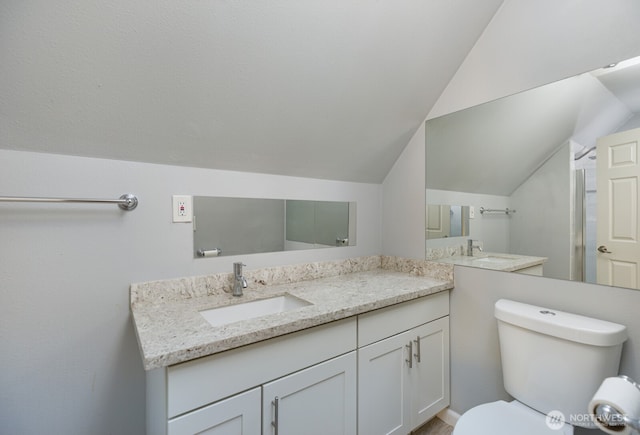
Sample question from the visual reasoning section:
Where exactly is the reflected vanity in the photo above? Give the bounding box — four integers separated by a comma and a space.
426, 202, 546, 275
426, 54, 640, 288
193, 197, 356, 258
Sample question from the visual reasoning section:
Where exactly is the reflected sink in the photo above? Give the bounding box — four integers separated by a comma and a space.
200, 294, 312, 327
472, 255, 516, 265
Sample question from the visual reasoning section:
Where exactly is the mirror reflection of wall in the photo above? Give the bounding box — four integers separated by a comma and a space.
285, 200, 350, 248
426, 54, 640, 290
194, 197, 285, 257
193, 197, 356, 258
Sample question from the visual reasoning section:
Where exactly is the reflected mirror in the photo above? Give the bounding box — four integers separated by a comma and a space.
426, 204, 470, 239
426, 55, 640, 290
193, 197, 356, 257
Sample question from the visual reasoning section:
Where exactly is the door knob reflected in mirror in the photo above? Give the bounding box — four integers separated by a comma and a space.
597, 245, 613, 254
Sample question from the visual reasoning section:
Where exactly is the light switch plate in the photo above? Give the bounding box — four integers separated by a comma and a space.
172, 195, 192, 223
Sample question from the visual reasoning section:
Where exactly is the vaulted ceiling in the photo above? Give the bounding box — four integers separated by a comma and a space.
0, 0, 504, 183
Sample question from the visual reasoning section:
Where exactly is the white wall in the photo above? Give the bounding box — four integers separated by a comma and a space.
0, 150, 381, 434
381, 122, 426, 259
509, 143, 573, 280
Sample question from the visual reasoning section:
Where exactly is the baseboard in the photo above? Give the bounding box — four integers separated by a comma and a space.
436, 407, 461, 427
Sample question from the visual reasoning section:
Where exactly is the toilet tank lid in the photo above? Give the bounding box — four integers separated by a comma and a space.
495, 299, 627, 347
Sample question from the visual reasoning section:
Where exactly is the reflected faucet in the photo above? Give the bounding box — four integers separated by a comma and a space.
233, 262, 248, 297
467, 239, 483, 256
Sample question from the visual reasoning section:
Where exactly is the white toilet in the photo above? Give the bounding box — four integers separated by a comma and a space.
453, 299, 628, 434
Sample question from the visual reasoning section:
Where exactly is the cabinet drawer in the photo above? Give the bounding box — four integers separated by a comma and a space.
168, 387, 261, 435
167, 317, 356, 418
358, 292, 448, 347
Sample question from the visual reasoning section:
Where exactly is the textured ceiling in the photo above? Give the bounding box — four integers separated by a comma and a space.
0, 0, 504, 183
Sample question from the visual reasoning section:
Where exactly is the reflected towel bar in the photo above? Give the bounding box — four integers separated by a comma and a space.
0, 193, 138, 211
479, 207, 516, 215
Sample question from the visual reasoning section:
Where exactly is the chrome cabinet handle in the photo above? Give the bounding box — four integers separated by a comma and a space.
405, 341, 413, 368
414, 336, 421, 363
272, 396, 279, 435
598, 245, 613, 254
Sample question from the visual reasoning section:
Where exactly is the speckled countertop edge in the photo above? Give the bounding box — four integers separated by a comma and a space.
131, 256, 453, 370
432, 252, 547, 272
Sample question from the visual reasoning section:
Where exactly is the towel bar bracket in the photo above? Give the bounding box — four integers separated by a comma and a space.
118, 194, 138, 211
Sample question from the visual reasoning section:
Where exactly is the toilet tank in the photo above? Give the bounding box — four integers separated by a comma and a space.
494, 299, 627, 427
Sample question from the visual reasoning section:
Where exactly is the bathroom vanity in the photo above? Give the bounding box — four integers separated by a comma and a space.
131, 257, 453, 435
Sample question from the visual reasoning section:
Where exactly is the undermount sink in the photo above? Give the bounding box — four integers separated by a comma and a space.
472, 255, 517, 264
200, 294, 312, 327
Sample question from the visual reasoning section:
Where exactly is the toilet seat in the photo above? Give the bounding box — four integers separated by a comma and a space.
452, 400, 573, 435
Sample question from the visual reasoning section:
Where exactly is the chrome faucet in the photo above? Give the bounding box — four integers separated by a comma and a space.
233, 262, 248, 297
467, 239, 483, 256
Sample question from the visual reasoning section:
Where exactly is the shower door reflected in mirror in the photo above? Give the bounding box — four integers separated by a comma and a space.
426, 54, 640, 290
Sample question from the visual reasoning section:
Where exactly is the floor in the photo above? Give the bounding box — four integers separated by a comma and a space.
412, 417, 454, 435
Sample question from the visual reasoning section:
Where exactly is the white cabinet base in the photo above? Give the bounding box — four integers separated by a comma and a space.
145, 293, 450, 435
358, 315, 450, 435
167, 318, 356, 418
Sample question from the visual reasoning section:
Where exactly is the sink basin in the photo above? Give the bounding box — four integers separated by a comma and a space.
472, 256, 515, 265
200, 294, 312, 327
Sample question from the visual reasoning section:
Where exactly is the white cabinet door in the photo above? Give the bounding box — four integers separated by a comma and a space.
358, 332, 411, 435
358, 317, 450, 435
167, 387, 261, 435
263, 352, 357, 435
410, 317, 450, 429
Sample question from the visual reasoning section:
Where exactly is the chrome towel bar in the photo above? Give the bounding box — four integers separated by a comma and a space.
479, 207, 516, 215
0, 193, 138, 211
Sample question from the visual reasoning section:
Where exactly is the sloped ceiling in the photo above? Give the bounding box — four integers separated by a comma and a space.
0, 0, 504, 183
423, 0, 640, 197
597, 61, 640, 113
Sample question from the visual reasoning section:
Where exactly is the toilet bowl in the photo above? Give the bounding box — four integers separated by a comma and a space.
453, 400, 572, 435
452, 299, 627, 435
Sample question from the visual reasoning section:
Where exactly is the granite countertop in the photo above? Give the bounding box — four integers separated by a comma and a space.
434, 252, 547, 272
131, 256, 453, 370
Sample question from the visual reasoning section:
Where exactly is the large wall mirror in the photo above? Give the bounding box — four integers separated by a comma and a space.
193, 197, 356, 258
426, 54, 640, 290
